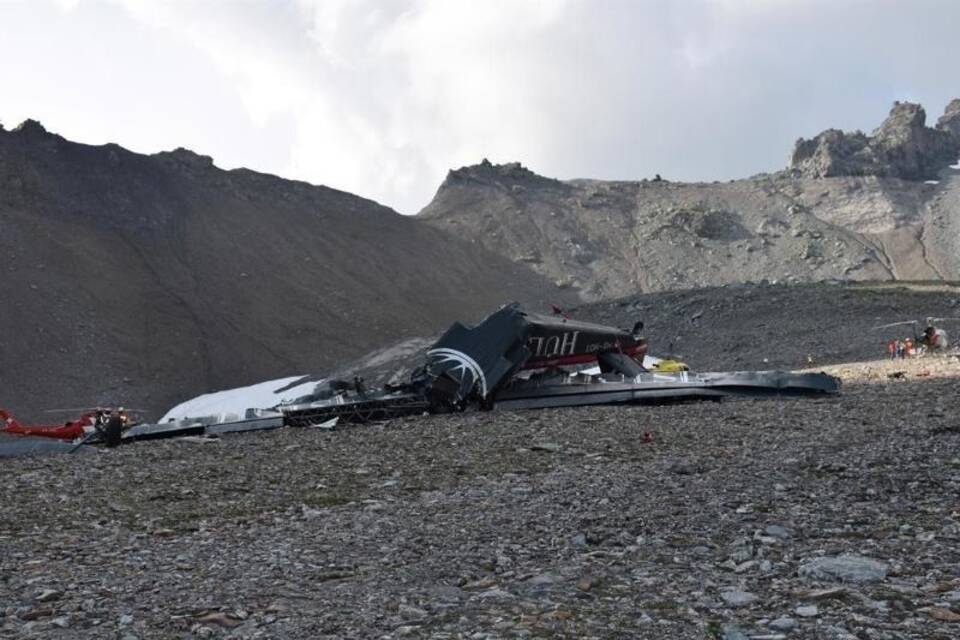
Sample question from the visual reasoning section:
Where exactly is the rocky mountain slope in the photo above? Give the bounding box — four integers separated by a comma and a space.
0, 121, 569, 419
419, 100, 960, 301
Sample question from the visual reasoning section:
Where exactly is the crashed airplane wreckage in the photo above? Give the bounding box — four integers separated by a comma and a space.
14, 303, 836, 451
280, 304, 840, 428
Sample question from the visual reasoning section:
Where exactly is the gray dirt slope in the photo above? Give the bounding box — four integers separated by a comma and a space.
0, 121, 570, 420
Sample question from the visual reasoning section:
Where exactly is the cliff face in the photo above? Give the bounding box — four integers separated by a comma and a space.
419, 101, 960, 301
0, 122, 568, 418
790, 101, 959, 180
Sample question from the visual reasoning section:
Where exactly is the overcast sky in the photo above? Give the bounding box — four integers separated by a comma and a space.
2, 0, 958, 214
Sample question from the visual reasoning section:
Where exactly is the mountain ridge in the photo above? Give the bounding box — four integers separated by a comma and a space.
419, 100, 960, 300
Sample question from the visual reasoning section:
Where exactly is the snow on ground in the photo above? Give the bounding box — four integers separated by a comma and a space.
924, 180, 940, 184
951, 158, 960, 169
160, 376, 321, 423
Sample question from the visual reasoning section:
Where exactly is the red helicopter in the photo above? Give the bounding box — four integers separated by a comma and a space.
0, 408, 136, 440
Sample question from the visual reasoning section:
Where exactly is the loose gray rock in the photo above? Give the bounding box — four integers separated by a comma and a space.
34, 589, 61, 603
398, 604, 427, 620
50, 616, 70, 629
806, 587, 846, 601
721, 624, 750, 640
720, 589, 759, 607
471, 588, 515, 602
769, 616, 797, 631
819, 625, 857, 640
765, 524, 792, 539
734, 560, 757, 573
798, 555, 888, 584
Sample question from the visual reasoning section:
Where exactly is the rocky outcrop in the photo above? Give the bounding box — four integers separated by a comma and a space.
11, 118, 48, 135
437, 158, 568, 195
791, 101, 960, 180
936, 98, 960, 138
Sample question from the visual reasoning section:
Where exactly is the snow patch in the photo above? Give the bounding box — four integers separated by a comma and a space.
951, 159, 960, 169
924, 180, 939, 185
161, 375, 322, 423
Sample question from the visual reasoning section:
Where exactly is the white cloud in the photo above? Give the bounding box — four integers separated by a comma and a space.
2, 0, 959, 213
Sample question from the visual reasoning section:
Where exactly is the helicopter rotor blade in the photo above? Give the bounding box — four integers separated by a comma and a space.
872, 320, 918, 330
44, 406, 147, 414
43, 408, 100, 414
